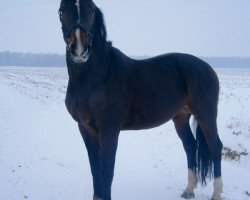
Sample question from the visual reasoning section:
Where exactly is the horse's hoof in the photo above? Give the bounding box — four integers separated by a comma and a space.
181, 191, 195, 199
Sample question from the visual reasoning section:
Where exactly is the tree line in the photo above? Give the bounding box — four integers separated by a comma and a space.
0, 51, 250, 68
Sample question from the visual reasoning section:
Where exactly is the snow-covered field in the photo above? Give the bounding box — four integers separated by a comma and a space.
0, 67, 249, 200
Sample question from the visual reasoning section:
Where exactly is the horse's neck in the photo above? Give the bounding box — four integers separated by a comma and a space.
66, 42, 110, 90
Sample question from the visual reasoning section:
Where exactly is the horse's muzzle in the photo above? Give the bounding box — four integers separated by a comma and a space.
67, 28, 91, 63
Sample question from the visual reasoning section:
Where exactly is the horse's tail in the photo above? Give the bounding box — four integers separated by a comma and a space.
195, 122, 213, 185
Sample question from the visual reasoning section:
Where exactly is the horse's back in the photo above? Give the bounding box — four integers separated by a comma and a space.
143, 52, 220, 102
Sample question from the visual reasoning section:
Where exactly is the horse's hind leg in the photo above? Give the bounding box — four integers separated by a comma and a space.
196, 118, 223, 200
173, 110, 197, 199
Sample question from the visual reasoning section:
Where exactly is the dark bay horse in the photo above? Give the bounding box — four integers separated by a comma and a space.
58, 0, 223, 199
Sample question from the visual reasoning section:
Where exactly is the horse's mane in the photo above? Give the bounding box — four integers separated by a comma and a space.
94, 7, 107, 42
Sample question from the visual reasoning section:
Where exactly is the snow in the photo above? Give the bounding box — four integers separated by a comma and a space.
0, 66, 250, 200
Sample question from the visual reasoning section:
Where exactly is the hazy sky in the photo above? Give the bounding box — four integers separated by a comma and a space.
1, 0, 250, 57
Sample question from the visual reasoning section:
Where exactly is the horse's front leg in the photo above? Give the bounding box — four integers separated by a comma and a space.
99, 125, 120, 200
78, 124, 102, 200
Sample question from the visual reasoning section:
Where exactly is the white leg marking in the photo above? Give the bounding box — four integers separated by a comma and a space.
93, 196, 102, 200
212, 177, 223, 200
186, 169, 198, 193
75, 28, 84, 56
76, 0, 80, 18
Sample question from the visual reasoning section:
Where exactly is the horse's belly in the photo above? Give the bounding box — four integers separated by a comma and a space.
122, 100, 184, 130
123, 115, 172, 130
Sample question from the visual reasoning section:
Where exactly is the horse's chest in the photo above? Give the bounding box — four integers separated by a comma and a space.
65, 94, 90, 123
65, 90, 107, 127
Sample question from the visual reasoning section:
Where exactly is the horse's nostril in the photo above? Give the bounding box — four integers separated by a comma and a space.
67, 32, 77, 46
69, 43, 76, 54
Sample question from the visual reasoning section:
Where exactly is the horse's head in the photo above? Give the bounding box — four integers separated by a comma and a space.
59, 0, 96, 63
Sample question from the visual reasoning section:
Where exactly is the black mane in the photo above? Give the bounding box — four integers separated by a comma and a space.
94, 7, 107, 44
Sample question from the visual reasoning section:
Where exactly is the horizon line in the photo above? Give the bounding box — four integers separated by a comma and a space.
1, 51, 250, 59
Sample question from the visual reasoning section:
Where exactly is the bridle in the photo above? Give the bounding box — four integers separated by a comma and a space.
58, 7, 96, 47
